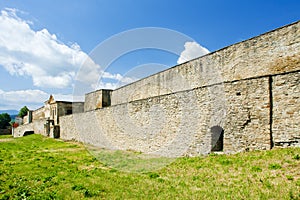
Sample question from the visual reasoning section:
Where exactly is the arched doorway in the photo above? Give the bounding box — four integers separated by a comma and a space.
211, 125, 224, 152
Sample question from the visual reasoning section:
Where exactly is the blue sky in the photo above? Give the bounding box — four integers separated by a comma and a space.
0, 0, 299, 110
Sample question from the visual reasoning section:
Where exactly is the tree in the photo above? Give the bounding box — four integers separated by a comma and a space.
18, 106, 29, 118
0, 113, 11, 129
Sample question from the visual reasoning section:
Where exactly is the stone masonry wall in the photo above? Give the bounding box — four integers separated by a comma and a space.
272, 71, 300, 145
23, 115, 29, 124
14, 119, 45, 137
84, 90, 112, 112
222, 77, 271, 152
55, 21, 300, 156
59, 114, 81, 141
84, 90, 103, 112
60, 75, 271, 156
32, 107, 46, 120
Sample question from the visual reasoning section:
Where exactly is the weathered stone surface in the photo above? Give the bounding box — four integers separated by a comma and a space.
84, 89, 112, 112
13, 119, 44, 137
272, 71, 300, 146
14, 96, 84, 138
60, 76, 272, 156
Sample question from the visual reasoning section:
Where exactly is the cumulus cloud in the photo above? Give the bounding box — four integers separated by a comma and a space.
0, 89, 48, 110
0, 89, 84, 110
177, 41, 210, 64
0, 89, 48, 104
0, 8, 128, 89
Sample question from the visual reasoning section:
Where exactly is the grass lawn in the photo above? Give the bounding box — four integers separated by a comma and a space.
0, 134, 299, 199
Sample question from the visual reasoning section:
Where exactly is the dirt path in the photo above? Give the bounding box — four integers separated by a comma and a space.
0, 138, 14, 142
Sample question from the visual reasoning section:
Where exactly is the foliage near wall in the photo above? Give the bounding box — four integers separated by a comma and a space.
0, 113, 11, 129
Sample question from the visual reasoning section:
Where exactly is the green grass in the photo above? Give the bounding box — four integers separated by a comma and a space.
0, 135, 13, 139
88, 146, 176, 173
0, 134, 300, 199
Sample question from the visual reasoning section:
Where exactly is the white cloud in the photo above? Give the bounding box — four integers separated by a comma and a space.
0, 8, 139, 110
0, 89, 48, 110
0, 8, 127, 89
177, 41, 210, 64
0, 89, 48, 104
91, 74, 137, 90
102, 72, 137, 84
0, 89, 84, 110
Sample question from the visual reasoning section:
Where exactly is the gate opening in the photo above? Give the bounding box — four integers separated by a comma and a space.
211, 126, 224, 152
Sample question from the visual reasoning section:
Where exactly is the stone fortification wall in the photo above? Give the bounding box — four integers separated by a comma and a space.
32, 107, 46, 120
60, 21, 300, 156
14, 119, 45, 137
56, 102, 84, 116
111, 21, 299, 105
272, 71, 300, 145
59, 114, 81, 141
84, 90, 112, 112
48, 21, 300, 156
60, 74, 272, 156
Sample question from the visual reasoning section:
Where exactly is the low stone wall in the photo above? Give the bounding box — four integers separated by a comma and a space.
13, 119, 45, 137
14, 123, 33, 137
